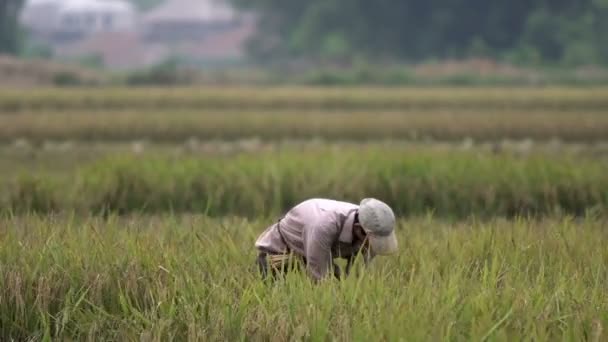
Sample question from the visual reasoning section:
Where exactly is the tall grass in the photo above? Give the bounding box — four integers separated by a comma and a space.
0, 214, 606, 340
1, 87, 607, 112
2, 148, 606, 217
2, 109, 607, 143
2, 87, 607, 142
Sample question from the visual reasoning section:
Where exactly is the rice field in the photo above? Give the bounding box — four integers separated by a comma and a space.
1, 215, 606, 340
1, 86, 607, 340
2, 87, 607, 112
2, 108, 608, 143
2, 146, 607, 217
1, 87, 607, 142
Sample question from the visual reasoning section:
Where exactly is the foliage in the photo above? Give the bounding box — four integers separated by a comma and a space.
128, 0, 163, 10
0, 0, 25, 55
125, 60, 196, 86
2, 108, 608, 143
0, 87, 607, 143
1, 87, 607, 112
1, 148, 607, 218
0, 215, 606, 340
232, 0, 608, 65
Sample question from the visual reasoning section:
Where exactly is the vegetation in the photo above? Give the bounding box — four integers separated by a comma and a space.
1, 87, 607, 142
2, 147, 607, 217
0, 55, 106, 87
2, 108, 607, 143
3, 55, 608, 86
128, 0, 164, 11
232, 0, 608, 65
0, 0, 24, 55
2, 87, 607, 112
1, 215, 606, 340
1, 87, 606, 217
1, 85, 607, 340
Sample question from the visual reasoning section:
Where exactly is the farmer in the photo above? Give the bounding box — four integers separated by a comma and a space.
255, 198, 398, 281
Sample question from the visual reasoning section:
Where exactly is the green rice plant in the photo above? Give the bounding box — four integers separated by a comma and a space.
1, 147, 606, 217
0, 87, 607, 113
1, 175, 59, 213
1, 87, 607, 143
1, 108, 607, 142
0, 215, 606, 340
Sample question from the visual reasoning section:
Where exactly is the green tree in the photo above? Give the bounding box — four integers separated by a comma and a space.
592, 0, 608, 63
129, 0, 163, 11
231, 0, 607, 65
0, 0, 25, 55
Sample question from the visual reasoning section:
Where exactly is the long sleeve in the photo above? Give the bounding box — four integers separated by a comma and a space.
302, 218, 339, 281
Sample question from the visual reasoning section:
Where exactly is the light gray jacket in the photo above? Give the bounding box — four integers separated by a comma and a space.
255, 198, 372, 280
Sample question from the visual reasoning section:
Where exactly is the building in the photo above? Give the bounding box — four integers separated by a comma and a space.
54, 0, 136, 41
19, 0, 63, 37
20, 0, 136, 43
142, 0, 238, 42
19, 0, 256, 69
140, 0, 255, 64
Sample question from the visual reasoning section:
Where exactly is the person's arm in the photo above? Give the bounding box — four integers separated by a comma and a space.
345, 246, 375, 276
303, 218, 339, 281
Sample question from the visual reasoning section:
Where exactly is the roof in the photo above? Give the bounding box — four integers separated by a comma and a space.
20, 0, 62, 28
24, 0, 62, 6
143, 0, 235, 23
58, 0, 134, 14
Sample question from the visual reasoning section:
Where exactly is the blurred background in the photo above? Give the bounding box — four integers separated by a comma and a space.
2, 3, 608, 339
0, 0, 607, 217
2, 0, 608, 85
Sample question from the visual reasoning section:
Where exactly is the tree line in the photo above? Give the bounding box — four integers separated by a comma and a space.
0, 0, 24, 55
232, 0, 608, 65
3, 0, 607, 66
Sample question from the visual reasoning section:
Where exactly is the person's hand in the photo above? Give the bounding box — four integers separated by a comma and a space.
332, 262, 342, 280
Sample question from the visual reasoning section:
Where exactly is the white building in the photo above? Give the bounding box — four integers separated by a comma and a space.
19, 0, 64, 35
142, 0, 238, 42
20, 0, 136, 42
57, 0, 136, 33
18, 0, 256, 69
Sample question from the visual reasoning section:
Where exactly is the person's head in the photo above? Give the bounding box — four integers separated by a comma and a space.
356, 198, 398, 255
353, 213, 367, 242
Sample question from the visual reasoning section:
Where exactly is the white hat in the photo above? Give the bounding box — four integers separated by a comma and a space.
358, 198, 398, 255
